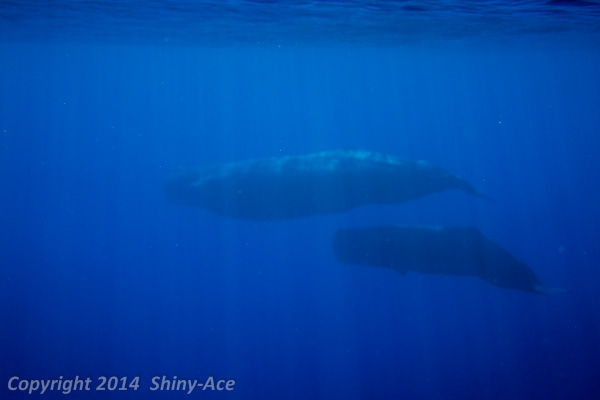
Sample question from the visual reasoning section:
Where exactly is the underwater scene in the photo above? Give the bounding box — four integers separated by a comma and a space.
1, 1, 600, 399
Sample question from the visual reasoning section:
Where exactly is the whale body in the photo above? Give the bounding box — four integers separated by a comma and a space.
165, 149, 489, 220
332, 225, 570, 295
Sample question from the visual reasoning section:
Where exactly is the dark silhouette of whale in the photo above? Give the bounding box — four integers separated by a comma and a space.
332, 226, 570, 295
165, 149, 490, 220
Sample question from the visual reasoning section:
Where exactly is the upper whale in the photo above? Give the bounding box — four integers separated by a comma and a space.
165, 149, 490, 220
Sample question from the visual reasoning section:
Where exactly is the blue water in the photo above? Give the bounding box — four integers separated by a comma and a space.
1, 1, 600, 399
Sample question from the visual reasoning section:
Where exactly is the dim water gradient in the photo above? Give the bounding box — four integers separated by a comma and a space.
1, 1, 600, 399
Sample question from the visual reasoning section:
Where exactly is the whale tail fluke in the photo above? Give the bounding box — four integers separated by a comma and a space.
455, 178, 495, 202
533, 285, 572, 295
474, 191, 495, 203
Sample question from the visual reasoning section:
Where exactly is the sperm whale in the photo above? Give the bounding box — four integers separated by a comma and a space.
165, 149, 490, 220
332, 225, 570, 295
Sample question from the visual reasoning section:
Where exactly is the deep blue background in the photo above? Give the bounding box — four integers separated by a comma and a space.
1, 21, 600, 400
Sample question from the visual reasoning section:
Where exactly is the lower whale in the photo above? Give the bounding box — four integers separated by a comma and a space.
165, 149, 490, 220
332, 226, 570, 295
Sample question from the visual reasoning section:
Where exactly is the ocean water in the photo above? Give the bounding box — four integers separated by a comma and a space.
1, 1, 599, 399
